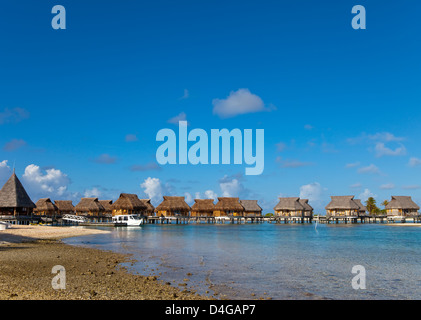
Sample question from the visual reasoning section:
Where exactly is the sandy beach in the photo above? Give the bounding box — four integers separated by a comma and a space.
0, 225, 210, 300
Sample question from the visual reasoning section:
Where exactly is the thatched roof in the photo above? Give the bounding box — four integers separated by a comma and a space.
274, 197, 304, 211
240, 200, 262, 212
214, 197, 244, 211
75, 198, 105, 212
353, 199, 367, 212
325, 196, 360, 210
111, 194, 146, 211
140, 199, 155, 212
99, 200, 113, 211
385, 196, 420, 210
0, 172, 35, 208
156, 196, 191, 211
54, 200, 75, 212
34, 198, 57, 212
299, 199, 313, 212
191, 199, 215, 211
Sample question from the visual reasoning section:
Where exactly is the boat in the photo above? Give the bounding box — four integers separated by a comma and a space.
112, 214, 144, 226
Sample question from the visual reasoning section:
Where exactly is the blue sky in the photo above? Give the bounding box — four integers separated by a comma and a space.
0, 0, 420, 212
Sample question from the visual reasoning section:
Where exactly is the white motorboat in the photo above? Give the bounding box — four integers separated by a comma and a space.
112, 214, 144, 226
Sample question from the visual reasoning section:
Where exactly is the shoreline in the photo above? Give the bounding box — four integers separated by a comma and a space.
0, 225, 211, 300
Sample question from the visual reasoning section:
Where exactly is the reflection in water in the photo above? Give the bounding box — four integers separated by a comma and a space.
65, 224, 421, 299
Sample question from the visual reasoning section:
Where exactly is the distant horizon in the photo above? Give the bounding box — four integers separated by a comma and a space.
1, 1, 421, 214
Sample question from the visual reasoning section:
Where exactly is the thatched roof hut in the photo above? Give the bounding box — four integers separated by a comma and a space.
155, 196, 191, 217
111, 193, 147, 216
239, 200, 262, 217
34, 198, 58, 216
140, 199, 155, 215
299, 199, 314, 217
99, 200, 113, 216
353, 199, 367, 216
191, 199, 215, 217
385, 196, 420, 217
54, 200, 75, 215
325, 196, 360, 217
214, 197, 244, 217
0, 172, 35, 216
75, 198, 105, 216
274, 197, 304, 217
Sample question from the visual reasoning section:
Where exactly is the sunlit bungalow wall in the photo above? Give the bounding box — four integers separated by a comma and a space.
140, 199, 155, 216
191, 199, 215, 217
385, 196, 420, 217
274, 197, 304, 218
54, 200, 75, 216
299, 199, 314, 218
325, 196, 361, 217
155, 196, 191, 217
213, 197, 244, 217
110, 193, 147, 216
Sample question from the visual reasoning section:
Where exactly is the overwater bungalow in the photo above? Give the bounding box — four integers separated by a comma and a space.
274, 197, 304, 218
75, 197, 105, 217
299, 199, 314, 219
353, 199, 367, 216
34, 198, 58, 217
155, 196, 191, 217
191, 199, 215, 217
110, 193, 147, 216
385, 196, 420, 217
239, 200, 262, 217
0, 171, 35, 218
140, 199, 155, 216
325, 196, 360, 218
214, 197, 244, 217
54, 200, 75, 215
99, 200, 113, 217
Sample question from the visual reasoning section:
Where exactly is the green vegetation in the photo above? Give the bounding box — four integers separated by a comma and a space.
365, 197, 387, 215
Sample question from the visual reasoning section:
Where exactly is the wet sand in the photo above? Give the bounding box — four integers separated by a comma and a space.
0, 225, 211, 300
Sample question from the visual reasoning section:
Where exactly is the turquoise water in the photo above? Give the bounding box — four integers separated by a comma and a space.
64, 223, 421, 300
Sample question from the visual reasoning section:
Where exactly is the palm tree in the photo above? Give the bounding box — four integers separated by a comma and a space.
365, 197, 379, 215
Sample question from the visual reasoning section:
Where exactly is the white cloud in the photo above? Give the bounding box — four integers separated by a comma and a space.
140, 177, 166, 205
0, 160, 11, 183
357, 164, 381, 175
375, 142, 406, 157
380, 183, 395, 190
219, 175, 244, 197
348, 132, 405, 145
359, 189, 377, 202
22, 164, 70, 198
409, 157, 421, 168
184, 192, 193, 204
350, 183, 362, 188
0, 107, 30, 124
94, 154, 117, 164
402, 185, 421, 190
299, 182, 324, 211
179, 89, 189, 100
168, 112, 188, 125
204, 190, 217, 200
212, 88, 272, 118
84, 187, 101, 198
345, 162, 360, 168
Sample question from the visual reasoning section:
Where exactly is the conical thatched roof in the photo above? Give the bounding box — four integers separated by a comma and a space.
140, 199, 155, 212
111, 194, 146, 211
156, 196, 191, 211
34, 198, 57, 212
75, 198, 105, 212
239, 200, 262, 212
214, 197, 244, 211
99, 200, 113, 211
325, 196, 360, 210
299, 199, 313, 212
54, 200, 75, 212
0, 172, 35, 208
385, 196, 420, 210
274, 197, 304, 211
191, 199, 215, 211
